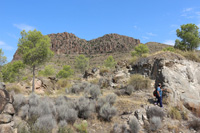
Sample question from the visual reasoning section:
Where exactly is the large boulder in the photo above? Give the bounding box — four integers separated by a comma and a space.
131, 52, 200, 111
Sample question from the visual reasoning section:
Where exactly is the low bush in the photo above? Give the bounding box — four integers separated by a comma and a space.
105, 93, 117, 105
56, 65, 74, 78
56, 103, 77, 124
18, 104, 29, 119
163, 47, 175, 52
37, 97, 56, 117
75, 121, 88, 133
129, 74, 151, 90
146, 106, 165, 120
150, 116, 162, 131
57, 78, 69, 88
125, 85, 134, 95
189, 117, 200, 131
70, 84, 81, 94
13, 94, 27, 113
129, 117, 140, 133
34, 115, 57, 132
112, 123, 128, 133
99, 103, 117, 121
76, 97, 95, 119
177, 50, 200, 62
88, 84, 101, 99
168, 106, 182, 120
38, 65, 55, 77
6, 85, 21, 94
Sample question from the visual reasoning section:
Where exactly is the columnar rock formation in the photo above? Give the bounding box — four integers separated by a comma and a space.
0, 82, 15, 133
13, 32, 140, 60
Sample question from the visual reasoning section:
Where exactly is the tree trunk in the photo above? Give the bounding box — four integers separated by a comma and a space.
32, 65, 35, 92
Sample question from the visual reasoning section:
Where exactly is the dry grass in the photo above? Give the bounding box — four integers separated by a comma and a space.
6, 85, 22, 94
168, 106, 182, 120
175, 50, 200, 62
128, 74, 151, 90
167, 124, 179, 133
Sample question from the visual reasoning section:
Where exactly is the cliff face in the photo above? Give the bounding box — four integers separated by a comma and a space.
131, 52, 200, 111
13, 32, 140, 60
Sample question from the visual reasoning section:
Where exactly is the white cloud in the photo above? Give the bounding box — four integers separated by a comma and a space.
163, 40, 175, 46
183, 8, 193, 12
142, 36, 149, 40
13, 24, 35, 31
0, 41, 5, 45
0, 41, 14, 50
146, 32, 157, 36
197, 24, 200, 28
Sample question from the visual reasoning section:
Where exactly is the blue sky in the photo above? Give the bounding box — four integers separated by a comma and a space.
1, 0, 200, 62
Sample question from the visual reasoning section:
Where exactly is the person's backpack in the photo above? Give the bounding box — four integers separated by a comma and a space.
153, 89, 158, 97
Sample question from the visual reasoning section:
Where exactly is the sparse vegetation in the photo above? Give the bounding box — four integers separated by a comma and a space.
146, 106, 165, 120
99, 103, 117, 121
168, 106, 182, 120
129, 117, 140, 133
75, 121, 88, 133
56, 65, 74, 78
104, 56, 116, 68
75, 54, 89, 73
163, 47, 175, 52
131, 44, 149, 57
129, 74, 151, 90
38, 65, 55, 77
150, 116, 162, 131
2, 60, 25, 82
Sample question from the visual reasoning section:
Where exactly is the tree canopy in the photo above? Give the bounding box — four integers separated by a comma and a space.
131, 44, 149, 57
75, 55, 89, 73
2, 60, 24, 82
0, 49, 7, 67
18, 29, 53, 92
104, 56, 116, 68
174, 23, 200, 51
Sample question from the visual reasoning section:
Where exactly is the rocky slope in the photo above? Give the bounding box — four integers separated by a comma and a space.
13, 32, 140, 60
131, 51, 200, 112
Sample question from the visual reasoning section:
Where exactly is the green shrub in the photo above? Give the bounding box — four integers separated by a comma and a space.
131, 44, 149, 57
129, 74, 151, 90
57, 65, 74, 78
2, 60, 25, 82
57, 79, 70, 88
163, 47, 175, 52
75, 121, 88, 133
104, 56, 116, 68
38, 65, 55, 76
75, 55, 89, 72
169, 106, 182, 120
128, 56, 138, 65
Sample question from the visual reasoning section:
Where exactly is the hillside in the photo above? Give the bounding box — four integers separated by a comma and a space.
13, 32, 141, 60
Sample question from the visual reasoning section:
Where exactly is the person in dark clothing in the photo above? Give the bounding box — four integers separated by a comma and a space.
155, 83, 163, 107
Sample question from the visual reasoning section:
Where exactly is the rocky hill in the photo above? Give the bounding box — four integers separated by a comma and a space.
13, 32, 140, 60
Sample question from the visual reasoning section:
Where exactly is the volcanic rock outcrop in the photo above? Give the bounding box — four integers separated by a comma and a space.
131, 52, 200, 112
13, 32, 140, 60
